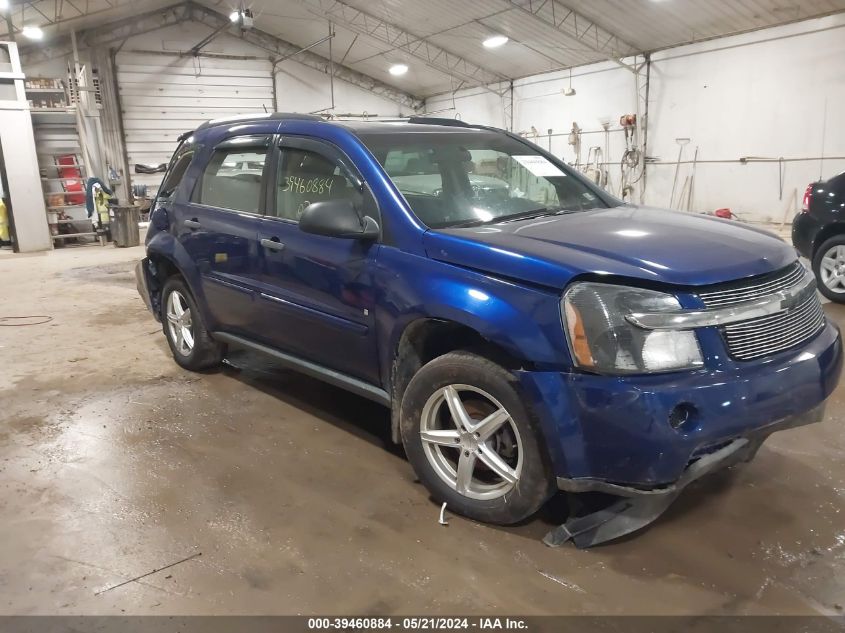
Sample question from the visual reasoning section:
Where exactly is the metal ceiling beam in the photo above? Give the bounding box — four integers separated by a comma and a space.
2, 0, 147, 37
186, 2, 423, 110
189, 19, 232, 55
18, 1, 423, 110
506, 0, 641, 71
19, 3, 194, 66
4, 14, 15, 41
296, 0, 509, 93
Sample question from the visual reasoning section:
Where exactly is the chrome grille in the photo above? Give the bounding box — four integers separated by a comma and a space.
722, 293, 825, 360
699, 262, 805, 307
698, 263, 825, 361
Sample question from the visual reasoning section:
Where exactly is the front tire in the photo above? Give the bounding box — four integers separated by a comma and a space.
161, 277, 224, 371
813, 236, 845, 303
400, 351, 554, 525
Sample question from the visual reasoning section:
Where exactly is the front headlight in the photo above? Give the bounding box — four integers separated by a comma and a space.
563, 282, 703, 374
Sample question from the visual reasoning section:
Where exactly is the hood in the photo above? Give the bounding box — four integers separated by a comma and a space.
424, 205, 796, 289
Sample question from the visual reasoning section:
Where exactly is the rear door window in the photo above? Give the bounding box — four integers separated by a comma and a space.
191, 141, 269, 214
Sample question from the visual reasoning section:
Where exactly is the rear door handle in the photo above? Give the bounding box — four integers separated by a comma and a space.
261, 238, 285, 252
183, 218, 201, 229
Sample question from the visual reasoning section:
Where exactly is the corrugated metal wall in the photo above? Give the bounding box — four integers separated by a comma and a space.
116, 52, 274, 193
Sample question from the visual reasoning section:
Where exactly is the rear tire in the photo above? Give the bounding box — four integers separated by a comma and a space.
813, 235, 845, 303
161, 277, 224, 371
400, 351, 554, 525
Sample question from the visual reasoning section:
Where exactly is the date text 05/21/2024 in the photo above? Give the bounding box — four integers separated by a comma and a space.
307, 617, 529, 630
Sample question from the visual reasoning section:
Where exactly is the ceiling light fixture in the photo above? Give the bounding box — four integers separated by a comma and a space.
389, 63, 408, 76
483, 35, 509, 48
0, 0, 10, 10
228, 8, 254, 29
22, 25, 44, 40
563, 67, 576, 96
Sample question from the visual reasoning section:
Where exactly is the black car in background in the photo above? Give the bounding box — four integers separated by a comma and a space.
793, 171, 845, 302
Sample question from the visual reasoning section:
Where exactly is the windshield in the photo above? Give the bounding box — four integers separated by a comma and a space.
358, 129, 612, 228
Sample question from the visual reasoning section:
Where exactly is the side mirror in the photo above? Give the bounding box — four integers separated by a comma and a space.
299, 199, 379, 240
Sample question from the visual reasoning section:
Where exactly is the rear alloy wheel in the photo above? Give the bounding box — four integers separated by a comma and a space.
166, 289, 195, 356
161, 277, 225, 371
401, 351, 553, 525
813, 236, 845, 303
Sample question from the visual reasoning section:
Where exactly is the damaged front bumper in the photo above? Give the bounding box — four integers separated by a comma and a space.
544, 402, 826, 548
518, 321, 841, 489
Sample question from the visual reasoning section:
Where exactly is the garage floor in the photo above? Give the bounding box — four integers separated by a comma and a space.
1, 245, 844, 616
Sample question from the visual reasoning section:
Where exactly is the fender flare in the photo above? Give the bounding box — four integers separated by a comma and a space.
145, 232, 210, 324
384, 296, 564, 445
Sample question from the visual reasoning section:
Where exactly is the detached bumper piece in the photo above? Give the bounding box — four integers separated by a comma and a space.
135, 260, 152, 311
544, 404, 825, 548
135, 258, 160, 318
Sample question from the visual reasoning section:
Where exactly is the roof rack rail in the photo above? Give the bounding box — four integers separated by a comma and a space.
407, 116, 471, 127
271, 112, 325, 121
194, 112, 324, 132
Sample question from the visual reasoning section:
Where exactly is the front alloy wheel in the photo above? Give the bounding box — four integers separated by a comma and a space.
420, 384, 522, 500
401, 351, 553, 525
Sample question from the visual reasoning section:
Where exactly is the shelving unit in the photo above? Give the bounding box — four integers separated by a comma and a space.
26, 75, 102, 246
26, 78, 90, 243
24, 77, 68, 110
40, 157, 91, 242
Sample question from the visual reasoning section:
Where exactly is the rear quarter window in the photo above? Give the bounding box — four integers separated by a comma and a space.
158, 150, 194, 199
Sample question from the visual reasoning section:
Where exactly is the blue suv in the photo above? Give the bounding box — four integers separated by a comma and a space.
137, 113, 842, 534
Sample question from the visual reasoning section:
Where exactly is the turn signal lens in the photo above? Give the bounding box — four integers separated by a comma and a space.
564, 301, 595, 367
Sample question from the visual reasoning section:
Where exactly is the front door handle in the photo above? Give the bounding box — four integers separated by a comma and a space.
260, 237, 285, 252
183, 218, 201, 230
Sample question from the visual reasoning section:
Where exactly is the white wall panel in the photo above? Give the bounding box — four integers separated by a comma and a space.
426, 14, 845, 223
646, 14, 845, 222
117, 51, 274, 192
274, 58, 407, 117
114, 20, 408, 193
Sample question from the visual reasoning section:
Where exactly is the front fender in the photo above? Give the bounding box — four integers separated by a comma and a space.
375, 248, 570, 386
420, 277, 567, 365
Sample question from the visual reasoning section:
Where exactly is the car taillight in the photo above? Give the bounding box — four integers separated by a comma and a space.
801, 183, 814, 213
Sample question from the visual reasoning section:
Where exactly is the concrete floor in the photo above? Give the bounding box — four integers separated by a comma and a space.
1, 244, 844, 616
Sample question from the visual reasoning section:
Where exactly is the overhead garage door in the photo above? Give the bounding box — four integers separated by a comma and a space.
116, 52, 274, 193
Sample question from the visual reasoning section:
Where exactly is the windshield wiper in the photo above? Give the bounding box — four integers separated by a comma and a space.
447, 208, 553, 228
494, 208, 559, 224
446, 206, 579, 229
